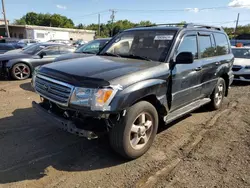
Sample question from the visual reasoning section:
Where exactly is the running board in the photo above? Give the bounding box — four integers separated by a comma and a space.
164, 98, 211, 124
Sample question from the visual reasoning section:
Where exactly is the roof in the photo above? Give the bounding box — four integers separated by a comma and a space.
0, 24, 96, 34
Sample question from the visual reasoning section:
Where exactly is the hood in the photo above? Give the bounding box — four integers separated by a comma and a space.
54, 52, 94, 62
38, 55, 160, 88
0, 52, 32, 60
234, 58, 250, 66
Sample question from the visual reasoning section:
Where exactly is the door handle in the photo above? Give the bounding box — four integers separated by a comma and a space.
193, 67, 202, 71
216, 62, 221, 65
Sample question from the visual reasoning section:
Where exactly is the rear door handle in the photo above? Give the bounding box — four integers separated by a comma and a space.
193, 67, 202, 71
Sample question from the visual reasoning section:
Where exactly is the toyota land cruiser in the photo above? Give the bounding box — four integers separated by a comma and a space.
32, 23, 234, 159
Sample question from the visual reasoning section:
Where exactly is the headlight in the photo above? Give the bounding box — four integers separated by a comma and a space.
31, 66, 40, 88
70, 85, 122, 111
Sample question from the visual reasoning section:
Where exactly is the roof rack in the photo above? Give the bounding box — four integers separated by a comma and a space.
136, 23, 224, 31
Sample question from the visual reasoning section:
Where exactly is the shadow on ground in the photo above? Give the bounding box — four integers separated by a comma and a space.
19, 82, 34, 92
0, 101, 217, 184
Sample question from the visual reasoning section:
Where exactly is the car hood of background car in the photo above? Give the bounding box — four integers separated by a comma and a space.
0, 53, 32, 61
38, 56, 161, 88
54, 53, 94, 62
234, 58, 250, 66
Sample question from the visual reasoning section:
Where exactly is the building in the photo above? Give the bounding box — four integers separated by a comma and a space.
0, 24, 96, 42
0, 19, 9, 25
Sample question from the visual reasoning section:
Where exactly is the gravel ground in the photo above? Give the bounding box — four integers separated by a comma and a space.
0, 79, 249, 188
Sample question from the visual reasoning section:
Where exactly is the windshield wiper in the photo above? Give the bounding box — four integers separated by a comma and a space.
100, 52, 121, 57
121, 54, 152, 61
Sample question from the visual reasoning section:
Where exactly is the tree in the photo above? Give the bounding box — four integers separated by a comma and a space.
14, 12, 74, 28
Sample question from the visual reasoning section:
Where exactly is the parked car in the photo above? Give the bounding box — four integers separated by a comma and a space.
15, 39, 40, 49
0, 43, 75, 80
232, 46, 250, 82
4, 43, 37, 54
32, 23, 234, 159
47, 39, 71, 46
0, 43, 17, 54
54, 38, 111, 62
73, 39, 88, 48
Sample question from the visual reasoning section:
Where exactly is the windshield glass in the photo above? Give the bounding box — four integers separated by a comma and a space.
22, 44, 46, 55
232, 48, 250, 59
100, 30, 176, 62
76, 40, 108, 54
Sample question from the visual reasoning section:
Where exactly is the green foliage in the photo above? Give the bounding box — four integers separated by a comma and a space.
224, 25, 250, 39
14, 12, 74, 28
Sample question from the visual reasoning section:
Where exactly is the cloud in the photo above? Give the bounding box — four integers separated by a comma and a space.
185, 8, 199, 13
228, 0, 250, 8
56, 4, 67, 10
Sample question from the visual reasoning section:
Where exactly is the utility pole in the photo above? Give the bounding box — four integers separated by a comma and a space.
109, 9, 116, 37
98, 13, 100, 36
234, 13, 240, 45
1, 0, 10, 38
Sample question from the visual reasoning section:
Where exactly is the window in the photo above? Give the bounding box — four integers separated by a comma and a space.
214, 33, 229, 56
199, 35, 215, 58
19, 34, 24, 39
232, 48, 250, 59
101, 30, 176, 62
36, 33, 45, 39
40, 46, 60, 56
60, 46, 74, 54
178, 35, 198, 59
76, 40, 108, 54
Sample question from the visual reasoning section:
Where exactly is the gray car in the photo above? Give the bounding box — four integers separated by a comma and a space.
0, 43, 75, 80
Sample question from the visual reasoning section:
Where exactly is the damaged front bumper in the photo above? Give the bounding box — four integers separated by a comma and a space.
32, 101, 99, 140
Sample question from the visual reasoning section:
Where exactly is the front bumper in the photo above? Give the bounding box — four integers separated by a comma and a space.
233, 68, 250, 82
32, 101, 99, 139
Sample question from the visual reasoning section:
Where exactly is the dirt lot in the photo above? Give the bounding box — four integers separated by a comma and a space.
0, 79, 250, 188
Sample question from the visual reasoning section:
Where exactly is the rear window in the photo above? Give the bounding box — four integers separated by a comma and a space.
214, 33, 230, 56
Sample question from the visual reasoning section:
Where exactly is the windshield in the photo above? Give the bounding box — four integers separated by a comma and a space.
22, 44, 46, 55
75, 40, 108, 54
232, 48, 250, 59
99, 30, 176, 62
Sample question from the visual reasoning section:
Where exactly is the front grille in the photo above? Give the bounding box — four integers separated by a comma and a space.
232, 65, 242, 72
35, 75, 74, 106
241, 75, 250, 79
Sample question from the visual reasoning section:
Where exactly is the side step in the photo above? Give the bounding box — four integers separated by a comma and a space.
164, 98, 211, 124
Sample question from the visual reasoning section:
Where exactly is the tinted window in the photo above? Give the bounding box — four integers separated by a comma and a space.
60, 46, 74, 54
41, 46, 60, 56
232, 48, 250, 59
0, 44, 14, 50
214, 33, 229, 55
23, 44, 47, 55
199, 35, 215, 58
178, 35, 198, 59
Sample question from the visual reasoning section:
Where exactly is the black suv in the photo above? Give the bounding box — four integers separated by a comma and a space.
32, 23, 234, 159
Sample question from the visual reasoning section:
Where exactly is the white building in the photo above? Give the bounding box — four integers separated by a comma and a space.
0, 24, 96, 42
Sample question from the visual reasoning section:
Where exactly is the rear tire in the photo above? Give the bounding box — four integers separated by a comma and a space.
109, 101, 159, 159
11, 63, 31, 80
209, 78, 226, 110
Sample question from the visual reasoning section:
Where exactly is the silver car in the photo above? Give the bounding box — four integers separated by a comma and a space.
232, 47, 250, 82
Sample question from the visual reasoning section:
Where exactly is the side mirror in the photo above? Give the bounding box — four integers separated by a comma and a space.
39, 52, 46, 58
176, 52, 194, 64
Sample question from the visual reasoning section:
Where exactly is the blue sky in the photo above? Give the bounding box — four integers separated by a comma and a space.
3, 0, 250, 27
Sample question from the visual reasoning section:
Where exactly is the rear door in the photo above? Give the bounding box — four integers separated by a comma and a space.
171, 33, 203, 111
197, 32, 218, 97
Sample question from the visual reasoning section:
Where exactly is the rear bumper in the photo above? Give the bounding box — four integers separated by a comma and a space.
32, 101, 98, 139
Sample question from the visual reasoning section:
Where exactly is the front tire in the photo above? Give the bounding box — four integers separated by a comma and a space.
11, 63, 31, 80
209, 78, 226, 110
109, 101, 159, 159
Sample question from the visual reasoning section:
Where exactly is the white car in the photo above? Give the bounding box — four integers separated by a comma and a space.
232, 47, 250, 82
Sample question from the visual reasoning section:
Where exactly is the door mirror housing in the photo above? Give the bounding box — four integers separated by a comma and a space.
175, 52, 194, 64
39, 51, 46, 58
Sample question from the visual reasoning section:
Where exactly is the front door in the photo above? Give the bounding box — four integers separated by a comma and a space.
171, 33, 203, 111
32, 46, 61, 68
